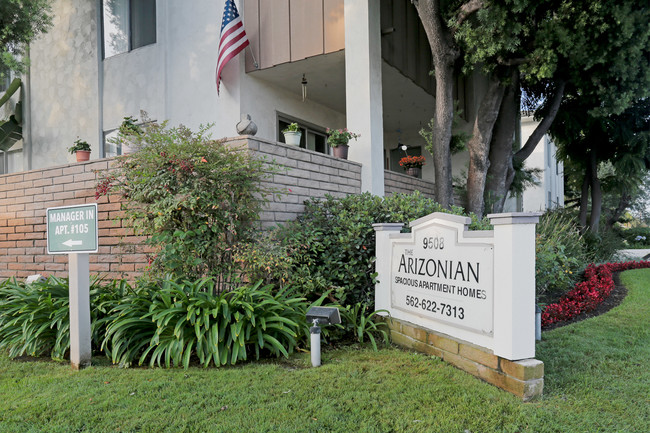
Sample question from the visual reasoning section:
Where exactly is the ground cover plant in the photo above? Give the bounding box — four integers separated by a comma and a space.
102, 279, 307, 368
0, 277, 128, 360
541, 260, 650, 327
1, 268, 648, 432
0, 277, 389, 368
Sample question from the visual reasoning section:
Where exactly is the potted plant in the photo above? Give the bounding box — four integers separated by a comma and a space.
282, 123, 302, 146
68, 139, 91, 162
326, 128, 360, 159
118, 116, 142, 154
399, 155, 426, 177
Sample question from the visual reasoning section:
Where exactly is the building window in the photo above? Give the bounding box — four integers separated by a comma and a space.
102, 0, 156, 58
278, 118, 328, 154
103, 129, 121, 157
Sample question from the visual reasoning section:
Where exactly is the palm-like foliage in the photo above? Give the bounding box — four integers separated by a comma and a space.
102, 279, 307, 368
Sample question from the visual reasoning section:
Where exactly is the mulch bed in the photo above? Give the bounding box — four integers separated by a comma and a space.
542, 272, 628, 332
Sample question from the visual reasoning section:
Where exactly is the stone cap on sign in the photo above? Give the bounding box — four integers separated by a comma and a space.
487, 212, 542, 225
372, 223, 405, 232
409, 212, 471, 229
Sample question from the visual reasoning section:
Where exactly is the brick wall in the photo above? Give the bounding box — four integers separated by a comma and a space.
238, 137, 362, 228
386, 317, 544, 401
0, 159, 150, 281
384, 170, 436, 199
0, 137, 363, 280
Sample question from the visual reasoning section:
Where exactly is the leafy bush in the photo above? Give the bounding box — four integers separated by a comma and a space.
582, 228, 625, 263
535, 210, 590, 303
236, 192, 490, 307
616, 226, 650, 248
96, 118, 277, 283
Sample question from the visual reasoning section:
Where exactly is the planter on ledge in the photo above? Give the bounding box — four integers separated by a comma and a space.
332, 144, 349, 160
283, 131, 301, 146
74, 150, 91, 162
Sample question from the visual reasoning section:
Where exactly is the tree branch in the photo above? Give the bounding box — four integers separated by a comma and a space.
497, 57, 529, 66
514, 80, 566, 164
456, 0, 485, 27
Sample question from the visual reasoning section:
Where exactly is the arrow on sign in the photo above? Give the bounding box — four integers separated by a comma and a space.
63, 239, 83, 247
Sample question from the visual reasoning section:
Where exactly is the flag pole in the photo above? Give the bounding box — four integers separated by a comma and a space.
248, 46, 259, 69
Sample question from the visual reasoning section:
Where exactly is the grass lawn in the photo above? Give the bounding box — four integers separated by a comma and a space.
1, 269, 649, 433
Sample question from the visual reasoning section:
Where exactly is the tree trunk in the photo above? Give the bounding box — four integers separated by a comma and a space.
588, 151, 602, 233
485, 71, 519, 214
505, 80, 566, 194
579, 169, 590, 230
606, 191, 631, 228
466, 75, 506, 217
414, 0, 460, 208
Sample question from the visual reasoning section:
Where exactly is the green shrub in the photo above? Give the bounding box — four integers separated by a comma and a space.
0, 277, 393, 366
96, 118, 278, 283
616, 226, 650, 248
582, 228, 625, 263
236, 192, 490, 307
535, 210, 590, 303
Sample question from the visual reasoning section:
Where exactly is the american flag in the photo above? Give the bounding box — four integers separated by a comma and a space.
216, 0, 250, 94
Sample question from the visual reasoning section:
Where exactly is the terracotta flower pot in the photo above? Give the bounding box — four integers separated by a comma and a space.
332, 144, 349, 159
75, 150, 91, 162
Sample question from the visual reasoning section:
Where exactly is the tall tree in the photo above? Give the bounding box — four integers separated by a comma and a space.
553, 98, 650, 233
0, 0, 53, 76
415, 0, 650, 216
412, 0, 483, 208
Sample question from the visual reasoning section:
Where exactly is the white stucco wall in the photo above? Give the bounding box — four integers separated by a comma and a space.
163, 1, 241, 136
27, 0, 99, 168
102, 1, 241, 140
240, 72, 346, 144
520, 116, 564, 212
102, 44, 164, 130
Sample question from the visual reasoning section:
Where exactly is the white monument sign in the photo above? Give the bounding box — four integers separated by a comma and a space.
374, 212, 539, 360
390, 219, 494, 334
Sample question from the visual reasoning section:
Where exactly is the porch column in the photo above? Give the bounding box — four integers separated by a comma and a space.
344, 0, 384, 195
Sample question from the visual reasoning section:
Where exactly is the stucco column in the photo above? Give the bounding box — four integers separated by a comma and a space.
373, 223, 404, 313
488, 212, 540, 360
344, 0, 384, 195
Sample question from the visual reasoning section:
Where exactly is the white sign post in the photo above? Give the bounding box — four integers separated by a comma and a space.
46, 203, 98, 370
68, 253, 91, 369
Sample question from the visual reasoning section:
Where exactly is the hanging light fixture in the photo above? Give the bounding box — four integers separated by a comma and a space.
301, 74, 308, 102
395, 128, 408, 153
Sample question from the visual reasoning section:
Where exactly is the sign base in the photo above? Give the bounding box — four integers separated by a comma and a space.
384, 317, 544, 401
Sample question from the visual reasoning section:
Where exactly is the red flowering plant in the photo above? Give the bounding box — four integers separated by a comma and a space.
326, 128, 360, 147
541, 260, 650, 328
399, 155, 426, 169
